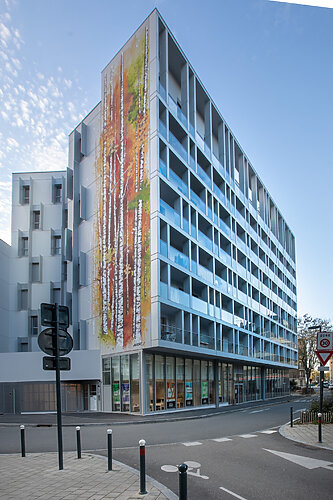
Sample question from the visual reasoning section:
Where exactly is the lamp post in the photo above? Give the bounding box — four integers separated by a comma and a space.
309, 324, 323, 442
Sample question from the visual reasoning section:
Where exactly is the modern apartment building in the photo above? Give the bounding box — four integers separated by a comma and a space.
0, 9, 297, 414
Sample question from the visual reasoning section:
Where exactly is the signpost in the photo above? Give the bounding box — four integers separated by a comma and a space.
38, 303, 72, 470
313, 329, 333, 444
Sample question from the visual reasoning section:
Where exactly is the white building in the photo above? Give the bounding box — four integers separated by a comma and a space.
0, 9, 297, 414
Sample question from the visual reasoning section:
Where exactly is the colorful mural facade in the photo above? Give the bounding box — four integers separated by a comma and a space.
94, 23, 150, 348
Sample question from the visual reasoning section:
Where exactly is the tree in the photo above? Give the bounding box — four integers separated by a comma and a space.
298, 314, 333, 388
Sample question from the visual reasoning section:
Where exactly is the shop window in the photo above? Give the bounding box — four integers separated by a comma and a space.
130, 354, 140, 412
176, 358, 184, 409
201, 360, 208, 405
111, 357, 120, 411
121, 355, 130, 412
145, 354, 154, 412
155, 355, 165, 410
166, 357, 175, 409
185, 359, 193, 406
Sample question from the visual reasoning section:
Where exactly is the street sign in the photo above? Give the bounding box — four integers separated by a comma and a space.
38, 328, 73, 357
318, 366, 329, 372
43, 356, 71, 371
317, 331, 333, 351
315, 350, 333, 366
41, 303, 69, 328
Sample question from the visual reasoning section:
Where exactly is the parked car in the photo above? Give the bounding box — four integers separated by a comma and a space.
323, 381, 329, 388
329, 383, 333, 390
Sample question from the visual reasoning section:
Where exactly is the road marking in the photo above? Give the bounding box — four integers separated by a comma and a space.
239, 434, 257, 439
263, 449, 333, 470
182, 441, 202, 446
212, 437, 233, 442
249, 408, 270, 414
259, 430, 277, 434
161, 461, 209, 479
219, 486, 248, 499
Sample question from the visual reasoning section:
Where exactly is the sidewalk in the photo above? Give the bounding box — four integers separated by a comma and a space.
0, 452, 177, 500
280, 423, 333, 451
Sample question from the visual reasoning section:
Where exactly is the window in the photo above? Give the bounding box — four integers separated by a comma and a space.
33, 210, 40, 230
30, 316, 38, 336
31, 262, 40, 282
23, 185, 30, 204
20, 289, 28, 310
54, 235, 61, 255
54, 184, 62, 203
21, 237, 28, 256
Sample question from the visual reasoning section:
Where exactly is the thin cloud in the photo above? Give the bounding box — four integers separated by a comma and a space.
269, 0, 333, 8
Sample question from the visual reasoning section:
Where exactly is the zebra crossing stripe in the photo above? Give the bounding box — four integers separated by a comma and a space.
212, 437, 233, 442
182, 441, 202, 446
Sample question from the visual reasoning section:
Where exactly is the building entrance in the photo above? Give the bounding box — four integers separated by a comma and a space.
234, 383, 243, 404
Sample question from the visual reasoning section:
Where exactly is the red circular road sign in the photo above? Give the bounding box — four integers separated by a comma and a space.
320, 338, 330, 348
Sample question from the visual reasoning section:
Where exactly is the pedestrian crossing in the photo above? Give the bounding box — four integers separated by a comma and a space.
182, 430, 277, 446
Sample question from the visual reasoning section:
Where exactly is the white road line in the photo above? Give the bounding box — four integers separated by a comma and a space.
219, 486, 248, 499
259, 430, 277, 434
182, 441, 202, 446
212, 437, 233, 442
249, 408, 270, 414
239, 434, 257, 439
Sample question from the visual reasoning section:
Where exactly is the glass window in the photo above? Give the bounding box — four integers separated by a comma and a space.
23, 185, 30, 204
176, 358, 184, 409
155, 355, 165, 411
193, 359, 201, 407
22, 237, 28, 256
130, 354, 140, 412
201, 360, 208, 405
54, 236, 61, 255
55, 184, 62, 203
166, 357, 175, 409
111, 357, 120, 411
30, 316, 38, 336
208, 361, 215, 404
185, 359, 193, 406
121, 355, 130, 411
102, 358, 111, 385
145, 354, 153, 412
33, 210, 40, 230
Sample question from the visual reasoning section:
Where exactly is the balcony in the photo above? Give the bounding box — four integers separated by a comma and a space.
197, 263, 213, 284
168, 245, 189, 269
159, 120, 167, 139
191, 296, 207, 314
160, 199, 181, 227
197, 163, 211, 187
190, 190, 206, 214
159, 158, 167, 177
200, 333, 215, 350
169, 168, 188, 196
169, 287, 190, 307
198, 230, 213, 252
161, 323, 182, 343
169, 130, 187, 162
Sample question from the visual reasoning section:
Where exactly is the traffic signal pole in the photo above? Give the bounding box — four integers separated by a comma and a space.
55, 303, 64, 470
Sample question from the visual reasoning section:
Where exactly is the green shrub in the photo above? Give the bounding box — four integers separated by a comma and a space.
309, 396, 333, 413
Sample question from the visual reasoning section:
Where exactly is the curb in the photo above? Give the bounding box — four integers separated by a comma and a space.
279, 422, 333, 451
0, 397, 296, 427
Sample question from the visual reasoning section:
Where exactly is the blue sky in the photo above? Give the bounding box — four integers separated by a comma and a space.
0, 0, 332, 319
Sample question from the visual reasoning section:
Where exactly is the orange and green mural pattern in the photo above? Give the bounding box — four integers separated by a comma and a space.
94, 23, 150, 348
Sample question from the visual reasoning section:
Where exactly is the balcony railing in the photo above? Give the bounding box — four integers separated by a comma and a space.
169, 168, 188, 196
169, 130, 187, 162
161, 323, 182, 343
168, 245, 189, 269
160, 199, 181, 226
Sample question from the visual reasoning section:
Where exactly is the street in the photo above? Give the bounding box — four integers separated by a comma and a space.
1, 398, 333, 499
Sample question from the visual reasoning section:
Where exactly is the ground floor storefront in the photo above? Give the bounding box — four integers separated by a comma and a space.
102, 351, 290, 414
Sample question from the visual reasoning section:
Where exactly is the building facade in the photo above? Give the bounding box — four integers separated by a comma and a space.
0, 9, 297, 414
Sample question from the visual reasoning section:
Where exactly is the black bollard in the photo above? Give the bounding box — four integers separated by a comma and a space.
139, 439, 147, 495
76, 426, 81, 459
20, 425, 26, 457
318, 412, 322, 443
107, 429, 112, 471
290, 406, 293, 428
178, 463, 188, 500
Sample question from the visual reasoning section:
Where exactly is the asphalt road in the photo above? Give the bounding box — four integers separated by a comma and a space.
1, 397, 332, 499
